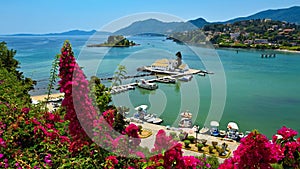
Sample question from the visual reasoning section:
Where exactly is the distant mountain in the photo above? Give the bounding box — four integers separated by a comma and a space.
7, 30, 110, 36
46, 30, 98, 36
114, 19, 198, 35
222, 6, 300, 24
114, 6, 300, 36
188, 18, 209, 28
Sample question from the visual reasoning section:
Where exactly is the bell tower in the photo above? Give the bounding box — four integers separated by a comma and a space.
175, 51, 182, 68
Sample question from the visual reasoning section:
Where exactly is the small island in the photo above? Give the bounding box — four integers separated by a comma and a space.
87, 35, 138, 47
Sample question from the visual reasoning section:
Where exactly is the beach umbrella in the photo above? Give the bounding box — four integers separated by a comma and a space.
210, 121, 220, 127
227, 122, 239, 130
135, 105, 148, 111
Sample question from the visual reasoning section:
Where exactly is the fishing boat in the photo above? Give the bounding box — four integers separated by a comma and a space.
137, 79, 158, 90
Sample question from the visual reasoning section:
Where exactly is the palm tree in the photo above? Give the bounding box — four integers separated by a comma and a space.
111, 65, 127, 87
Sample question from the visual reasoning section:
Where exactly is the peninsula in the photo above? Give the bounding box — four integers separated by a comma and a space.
87, 35, 138, 47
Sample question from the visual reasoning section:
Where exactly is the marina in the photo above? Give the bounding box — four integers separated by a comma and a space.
130, 105, 164, 125
109, 69, 206, 94
109, 51, 211, 94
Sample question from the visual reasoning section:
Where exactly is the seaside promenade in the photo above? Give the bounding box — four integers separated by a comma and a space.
132, 121, 240, 163
30, 93, 239, 163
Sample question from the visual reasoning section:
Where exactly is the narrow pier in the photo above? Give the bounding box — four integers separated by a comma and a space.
110, 68, 209, 94
100, 73, 153, 81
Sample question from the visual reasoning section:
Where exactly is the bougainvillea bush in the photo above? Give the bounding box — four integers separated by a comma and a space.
0, 41, 299, 169
219, 128, 299, 169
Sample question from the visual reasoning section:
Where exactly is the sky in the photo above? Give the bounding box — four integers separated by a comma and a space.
1, 0, 300, 34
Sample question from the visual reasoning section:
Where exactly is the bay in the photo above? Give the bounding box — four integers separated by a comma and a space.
1, 35, 299, 138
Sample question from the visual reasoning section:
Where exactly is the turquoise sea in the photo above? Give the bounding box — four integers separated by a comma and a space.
1, 35, 300, 138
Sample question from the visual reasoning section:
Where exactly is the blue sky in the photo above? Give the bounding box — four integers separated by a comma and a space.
1, 0, 300, 34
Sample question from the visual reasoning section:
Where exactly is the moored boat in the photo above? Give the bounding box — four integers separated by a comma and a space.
219, 130, 226, 137
152, 118, 163, 124
156, 76, 176, 83
178, 118, 192, 128
178, 75, 193, 82
146, 114, 163, 124
199, 127, 210, 134
137, 79, 158, 90
180, 111, 192, 119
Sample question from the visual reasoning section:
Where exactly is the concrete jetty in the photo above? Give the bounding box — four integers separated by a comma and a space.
109, 68, 206, 94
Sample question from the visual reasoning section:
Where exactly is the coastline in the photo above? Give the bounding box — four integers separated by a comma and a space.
274, 49, 300, 54
30, 93, 64, 102
214, 46, 300, 54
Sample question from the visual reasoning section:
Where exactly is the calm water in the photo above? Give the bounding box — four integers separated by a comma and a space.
1, 35, 299, 138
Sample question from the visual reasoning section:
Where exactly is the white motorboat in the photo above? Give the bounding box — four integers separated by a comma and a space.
238, 132, 244, 138
152, 118, 163, 124
178, 118, 192, 128
198, 72, 206, 76
146, 114, 163, 124
146, 116, 155, 123
156, 76, 176, 83
137, 79, 158, 90
134, 105, 148, 111
127, 85, 135, 90
144, 113, 154, 121
219, 130, 226, 137
178, 75, 193, 82
199, 127, 210, 134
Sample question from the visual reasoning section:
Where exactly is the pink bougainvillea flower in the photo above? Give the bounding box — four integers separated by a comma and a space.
277, 126, 298, 140
21, 107, 30, 114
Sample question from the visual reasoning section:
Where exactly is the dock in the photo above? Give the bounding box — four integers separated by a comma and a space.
110, 68, 208, 94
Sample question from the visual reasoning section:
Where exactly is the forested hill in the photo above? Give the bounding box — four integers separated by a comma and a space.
168, 19, 300, 51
